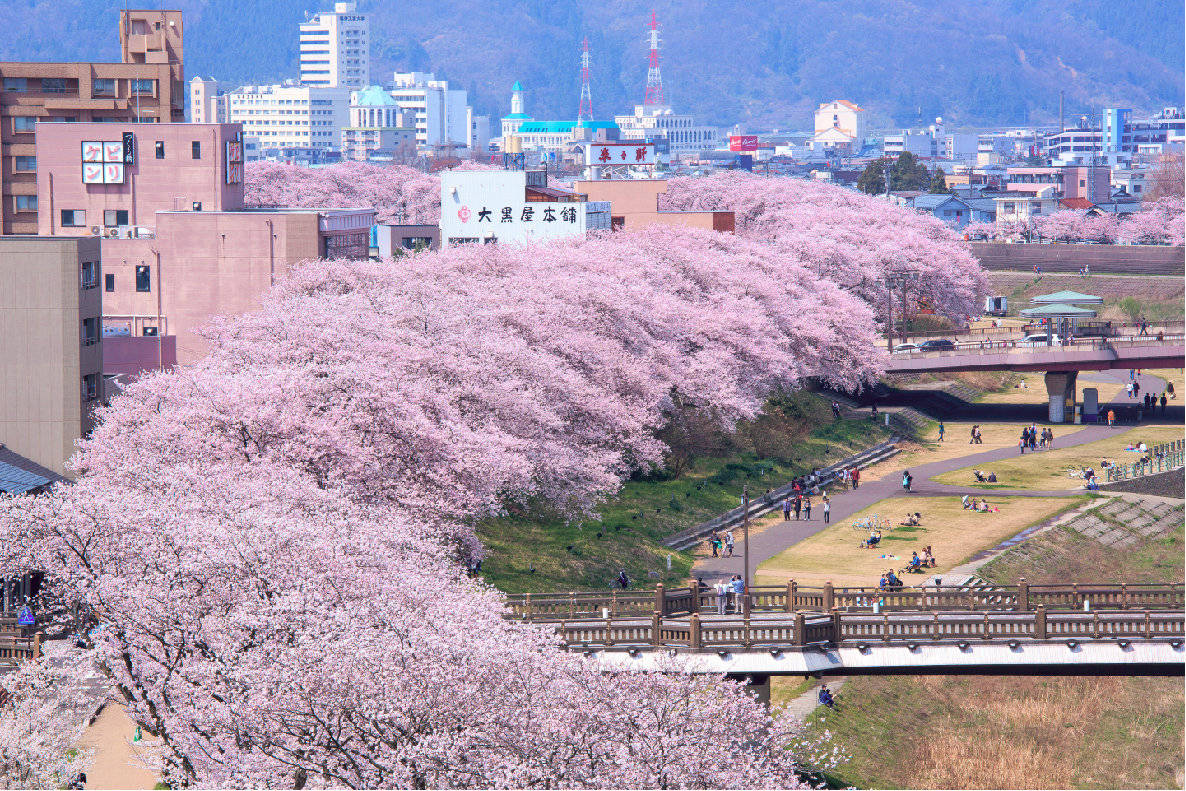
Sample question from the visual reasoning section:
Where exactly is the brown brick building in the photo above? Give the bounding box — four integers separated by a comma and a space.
0, 10, 184, 235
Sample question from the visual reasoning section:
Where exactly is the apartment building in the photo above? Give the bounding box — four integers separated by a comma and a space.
0, 9, 184, 235
300, 1, 370, 90
34, 121, 374, 371
341, 85, 416, 160
223, 83, 349, 152
389, 72, 475, 151
613, 104, 717, 159
190, 76, 226, 123
0, 236, 102, 476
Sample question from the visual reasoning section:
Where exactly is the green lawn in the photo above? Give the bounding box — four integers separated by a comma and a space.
476, 395, 890, 593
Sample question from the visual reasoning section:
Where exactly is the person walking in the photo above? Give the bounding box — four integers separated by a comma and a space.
715, 580, 728, 615
1125, 381, 1133, 399
902, 470, 912, 492
709, 532, 720, 558
852, 467, 861, 489
938, 421, 945, 442
793, 495, 802, 521
1133, 380, 1141, 399
782, 497, 792, 522
1106, 408, 1115, 427
724, 531, 735, 558
822, 495, 831, 524
616, 570, 630, 590
803, 497, 812, 520
1161, 392, 1168, 415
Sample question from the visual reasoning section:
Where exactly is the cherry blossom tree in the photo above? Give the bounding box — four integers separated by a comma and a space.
1116, 196, 1185, 246
1034, 211, 1119, 243
245, 161, 442, 224
0, 647, 106, 788
659, 171, 987, 322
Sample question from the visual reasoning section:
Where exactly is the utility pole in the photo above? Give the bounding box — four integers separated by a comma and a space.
742, 484, 751, 616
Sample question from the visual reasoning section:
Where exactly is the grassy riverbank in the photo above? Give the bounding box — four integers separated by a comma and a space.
476, 392, 890, 593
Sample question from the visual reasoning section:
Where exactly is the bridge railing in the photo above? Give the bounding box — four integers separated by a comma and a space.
508, 581, 1185, 621
889, 333, 1186, 359
551, 608, 1186, 652
1104, 440, 1186, 482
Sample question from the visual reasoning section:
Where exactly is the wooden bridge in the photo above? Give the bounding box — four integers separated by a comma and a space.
507, 582, 1186, 676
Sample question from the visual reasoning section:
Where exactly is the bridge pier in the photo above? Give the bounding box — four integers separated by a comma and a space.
1044, 371, 1078, 423
728, 672, 771, 706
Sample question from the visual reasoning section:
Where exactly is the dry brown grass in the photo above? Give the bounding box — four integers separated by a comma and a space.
809, 674, 1185, 789
756, 495, 1082, 588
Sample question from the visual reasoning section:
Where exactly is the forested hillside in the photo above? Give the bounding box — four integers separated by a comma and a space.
1, 0, 1182, 128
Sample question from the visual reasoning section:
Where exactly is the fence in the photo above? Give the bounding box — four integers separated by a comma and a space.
1105, 439, 1186, 482
506, 580, 1185, 621
552, 608, 1186, 652
0, 633, 40, 665
890, 333, 1186, 359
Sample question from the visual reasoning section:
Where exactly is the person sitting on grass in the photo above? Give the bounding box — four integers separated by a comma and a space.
880, 570, 903, 590
962, 494, 972, 509
900, 512, 921, 526
861, 530, 882, 549
921, 546, 936, 567
907, 552, 923, 572
986, 471, 997, 482
818, 684, 836, 709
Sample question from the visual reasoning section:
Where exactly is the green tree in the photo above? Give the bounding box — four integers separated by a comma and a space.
929, 167, 952, 193
857, 158, 889, 195
891, 152, 931, 191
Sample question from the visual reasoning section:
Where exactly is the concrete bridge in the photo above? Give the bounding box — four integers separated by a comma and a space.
883, 334, 1185, 421
508, 583, 1186, 677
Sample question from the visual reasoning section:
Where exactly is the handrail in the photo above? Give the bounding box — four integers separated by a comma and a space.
507, 580, 1186, 621
551, 608, 1186, 652
1105, 440, 1186, 482
889, 333, 1186, 359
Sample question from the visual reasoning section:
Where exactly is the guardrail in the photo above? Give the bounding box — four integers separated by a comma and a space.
552, 609, 1186, 652
662, 439, 900, 551
889, 333, 1186, 360
1105, 439, 1186, 482
506, 580, 1185, 621
895, 320, 1186, 345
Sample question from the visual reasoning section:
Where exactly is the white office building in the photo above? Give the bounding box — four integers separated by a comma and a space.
300, 1, 370, 90
439, 169, 610, 247
613, 104, 717, 159
224, 83, 350, 152
189, 77, 226, 123
388, 72, 473, 152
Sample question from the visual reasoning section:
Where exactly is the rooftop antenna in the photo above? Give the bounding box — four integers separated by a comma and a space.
577, 37, 593, 123
643, 11, 665, 107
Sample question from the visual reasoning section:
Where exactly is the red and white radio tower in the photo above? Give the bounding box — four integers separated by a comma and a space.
643, 10, 666, 107
577, 37, 593, 123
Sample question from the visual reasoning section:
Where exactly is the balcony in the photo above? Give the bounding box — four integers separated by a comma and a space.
126, 31, 164, 54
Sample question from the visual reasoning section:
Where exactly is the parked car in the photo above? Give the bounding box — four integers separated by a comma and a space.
1018, 333, 1062, 347
917, 339, 956, 352
891, 342, 921, 354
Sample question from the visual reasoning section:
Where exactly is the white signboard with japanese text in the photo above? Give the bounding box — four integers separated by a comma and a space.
585, 142, 655, 167
81, 140, 126, 184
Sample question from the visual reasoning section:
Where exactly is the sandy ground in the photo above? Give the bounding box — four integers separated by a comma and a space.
76, 703, 161, 790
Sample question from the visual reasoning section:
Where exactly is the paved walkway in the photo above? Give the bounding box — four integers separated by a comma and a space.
693, 376, 1167, 582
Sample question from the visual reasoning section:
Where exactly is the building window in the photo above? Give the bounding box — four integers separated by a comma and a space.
191, 141, 201, 159
103, 209, 130, 227
155, 141, 165, 159
130, 79, 155, 95
3, 77, 27, 92
142, 326, 158, 337
13, 116, 35, 132
93, 78, 116, 97
14, 156, 36, 172
135, 265, 151, 292
80, 261, 98, 289
105, 273, 115, 292
14, 195, 36, 212
82, 373, 99, 402
81, 317, 99, 346
41, 77, 67, 93
60, 209, 86, 227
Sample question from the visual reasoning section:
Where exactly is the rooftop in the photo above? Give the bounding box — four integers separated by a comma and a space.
353, 85, 399, 107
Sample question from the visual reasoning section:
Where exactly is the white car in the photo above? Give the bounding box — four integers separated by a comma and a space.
1018, 333, 1062, 347
891, 343, 921, 354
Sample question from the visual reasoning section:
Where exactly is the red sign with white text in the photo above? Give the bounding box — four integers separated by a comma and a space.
729, 135, 758, 152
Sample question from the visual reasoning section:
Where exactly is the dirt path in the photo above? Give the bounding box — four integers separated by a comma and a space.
76, 703, 161, 790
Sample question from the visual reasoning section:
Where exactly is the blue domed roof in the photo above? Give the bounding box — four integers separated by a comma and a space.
512, 80, 524, 92
353, 85, 398, 107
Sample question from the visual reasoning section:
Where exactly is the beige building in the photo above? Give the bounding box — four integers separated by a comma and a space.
572, 179, 734, 232
0, 9, 185, 235
812, 100, 867, 153
0, 236, 102, 475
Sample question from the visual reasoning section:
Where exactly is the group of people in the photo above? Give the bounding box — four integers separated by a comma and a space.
712, 575, 746, 614
839, 467, 862, 489
968, 425, 984, 444
707, 530, 736, 558
879, 569, 904, 590
782, 492, 831, 523
859, 529, 882, 549
907, 547, 936, 571
1018, 424, 1053, 454
961, 494, 998, 513
1140, 391, 1170, 416
972, 469, 997, 483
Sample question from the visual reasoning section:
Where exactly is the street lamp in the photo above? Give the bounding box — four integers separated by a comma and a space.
742, 484, 751, 616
